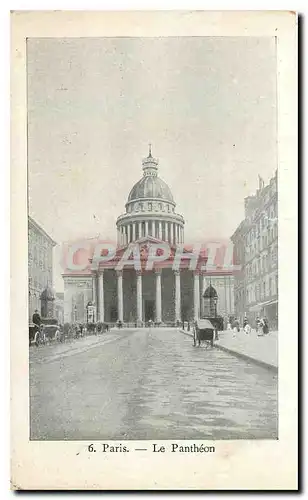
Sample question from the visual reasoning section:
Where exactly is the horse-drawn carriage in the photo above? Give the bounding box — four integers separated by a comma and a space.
29, 323, 43, 347
42, 323, 62, 343
29, 319, 62, 346
193, 319, 215, 347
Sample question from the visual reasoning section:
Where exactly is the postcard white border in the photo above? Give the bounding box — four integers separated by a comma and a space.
11, 10, 297, 490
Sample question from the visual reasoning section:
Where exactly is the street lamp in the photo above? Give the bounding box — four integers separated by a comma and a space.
74, 304, 77, 323
213, 295, 218, 341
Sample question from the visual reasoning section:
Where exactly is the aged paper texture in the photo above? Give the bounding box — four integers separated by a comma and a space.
11, 10, 297, 490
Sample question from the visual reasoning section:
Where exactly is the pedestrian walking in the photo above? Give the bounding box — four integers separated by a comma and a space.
262, 317, 269, 335
244, 321, 251, 335
258, 318, 264, 336
256, 316, 262, 336
232, 318, 239, 339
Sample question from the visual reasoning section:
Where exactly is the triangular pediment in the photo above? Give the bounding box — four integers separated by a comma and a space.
116, 237, 177, 260
118, 236, 166, 251
134, 236, 164, 245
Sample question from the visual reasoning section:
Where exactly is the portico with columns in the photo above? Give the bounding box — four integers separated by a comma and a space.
88, 263, 233, 326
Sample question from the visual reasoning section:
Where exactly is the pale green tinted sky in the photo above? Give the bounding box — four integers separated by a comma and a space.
27, 37, 277, 290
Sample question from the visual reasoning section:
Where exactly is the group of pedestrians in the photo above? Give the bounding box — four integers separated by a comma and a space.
227, 315, 270, 339
255, 316, 269, 336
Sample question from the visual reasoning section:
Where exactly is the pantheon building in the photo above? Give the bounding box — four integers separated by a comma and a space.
63, 148, 234, 325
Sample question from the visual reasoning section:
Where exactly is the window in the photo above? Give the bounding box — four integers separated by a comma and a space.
148, 202, 152, 211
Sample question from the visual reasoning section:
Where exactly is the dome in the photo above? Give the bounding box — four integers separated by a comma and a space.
40, 286, 56, 301
128, 176, 174, 203
203, 285, 218, 299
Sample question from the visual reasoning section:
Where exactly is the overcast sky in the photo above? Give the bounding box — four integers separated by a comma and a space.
27, 37, 277, 291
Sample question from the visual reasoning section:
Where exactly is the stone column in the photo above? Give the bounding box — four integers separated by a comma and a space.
128, 224, 131, 244
136, 271, 143, 325
132, 222, 136, 242
202, 274, 207, 294
145, 220, 149, 238
171, 223, 175, 244
98, 271, 105, 323
155, 269, 162, 324
117, 271, 123, 322
92, 274, 97, 304
201, 274, 207, 317
174, 270, 181, 324
194, 271, 200, 321
64, 285, 71, 324
138, 221, 142, 239
159, 221, 162, 240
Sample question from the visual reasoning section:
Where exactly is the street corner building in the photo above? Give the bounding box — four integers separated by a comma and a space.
231, 172, 278, 329
63, 148, 235, 326
28, 216, 57, 319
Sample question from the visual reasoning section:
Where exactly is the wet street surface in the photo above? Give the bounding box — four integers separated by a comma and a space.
30, 328, 278, 440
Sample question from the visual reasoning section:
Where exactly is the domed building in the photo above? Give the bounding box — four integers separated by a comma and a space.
116, 146, 184, 246
63, 147, 234, 326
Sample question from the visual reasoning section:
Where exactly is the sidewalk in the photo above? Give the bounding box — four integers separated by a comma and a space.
30, 332, 121, 364
180, 326, 278, 371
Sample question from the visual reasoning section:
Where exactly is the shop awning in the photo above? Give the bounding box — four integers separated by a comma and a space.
264, 299, 278, 307
249, 299, 278, 312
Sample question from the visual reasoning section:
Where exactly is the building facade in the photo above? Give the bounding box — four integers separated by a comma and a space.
231, 171, 278, 328
28, 216, 57, 319
55, 292, 64, 324
63, 149, 234, 325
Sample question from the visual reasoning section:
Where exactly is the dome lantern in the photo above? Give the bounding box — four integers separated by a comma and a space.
142, 143, 159, 178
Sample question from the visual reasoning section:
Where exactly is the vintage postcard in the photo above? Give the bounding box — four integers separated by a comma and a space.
11, 10, 298, 490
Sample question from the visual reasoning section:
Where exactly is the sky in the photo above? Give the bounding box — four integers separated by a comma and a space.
27, 37, 277, 291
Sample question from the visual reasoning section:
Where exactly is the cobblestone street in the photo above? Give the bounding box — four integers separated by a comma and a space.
30, 328, 278, 440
